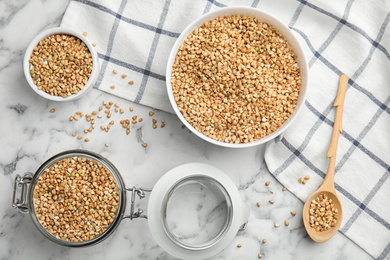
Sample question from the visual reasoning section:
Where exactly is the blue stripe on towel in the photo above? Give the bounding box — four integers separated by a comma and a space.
377, 242, 390, 260
95, 0, 128, 89
308, 0, 355, 68
134, 0, 172, 103
273, 3, 390, 235
97, 53, 166, 81
296, 0, 390, 60
73, 0, 181, 38
289, 27, 390, 115
281, 137, 390, 231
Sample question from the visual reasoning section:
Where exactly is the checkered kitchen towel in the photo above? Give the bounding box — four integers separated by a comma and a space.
61, 0, 390, 258
262, 1, 390, 260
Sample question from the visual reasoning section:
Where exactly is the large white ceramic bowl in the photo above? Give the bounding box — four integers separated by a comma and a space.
166, 7, 308, 148
23, 27, 99, 101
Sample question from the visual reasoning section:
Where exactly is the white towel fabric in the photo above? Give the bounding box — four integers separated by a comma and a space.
61, 0, 390, 258
262, 2, 390, 260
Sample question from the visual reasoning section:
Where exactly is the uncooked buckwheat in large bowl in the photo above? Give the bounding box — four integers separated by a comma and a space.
166, 7, 308, 148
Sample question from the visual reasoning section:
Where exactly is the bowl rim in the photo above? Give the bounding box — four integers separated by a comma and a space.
23, 27, 99, 102
166, 6, 309, 148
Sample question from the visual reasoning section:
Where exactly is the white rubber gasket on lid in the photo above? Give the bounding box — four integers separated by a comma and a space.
148, 163, 249, 260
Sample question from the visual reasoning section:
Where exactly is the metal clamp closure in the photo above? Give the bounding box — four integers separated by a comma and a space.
12, 173, 33, 214
123, 186, 152, 220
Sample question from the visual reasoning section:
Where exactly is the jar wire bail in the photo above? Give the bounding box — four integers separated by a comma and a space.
123, 186, 152, 220
12, 173, 33, 214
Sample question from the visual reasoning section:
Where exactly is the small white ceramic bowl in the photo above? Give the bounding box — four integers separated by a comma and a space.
23, 27, 99, 101
166, 7, 309, 148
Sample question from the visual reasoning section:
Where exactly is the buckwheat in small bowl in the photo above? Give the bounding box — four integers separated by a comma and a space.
166, 7, 308, 148
23, 27, 99, 101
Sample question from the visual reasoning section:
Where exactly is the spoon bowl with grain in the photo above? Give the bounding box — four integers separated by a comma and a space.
302, 75, 348, 243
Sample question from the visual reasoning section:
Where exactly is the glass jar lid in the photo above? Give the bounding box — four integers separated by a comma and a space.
162, 175, 233, 250
148, 163, 249, 260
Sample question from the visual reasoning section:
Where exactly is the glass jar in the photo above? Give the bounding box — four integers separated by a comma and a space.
12, 149, 249, 259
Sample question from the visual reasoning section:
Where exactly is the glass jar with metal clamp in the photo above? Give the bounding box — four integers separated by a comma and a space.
12, 149, 249, 259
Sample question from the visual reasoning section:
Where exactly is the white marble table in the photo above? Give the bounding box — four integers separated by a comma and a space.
0, 0, 374, 259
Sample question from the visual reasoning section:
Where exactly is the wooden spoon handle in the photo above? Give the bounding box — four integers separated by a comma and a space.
327, 75, 348, 159
322, 75, 348, 189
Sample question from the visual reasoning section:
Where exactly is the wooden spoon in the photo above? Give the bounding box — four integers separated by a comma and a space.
302, 75, 348, 243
